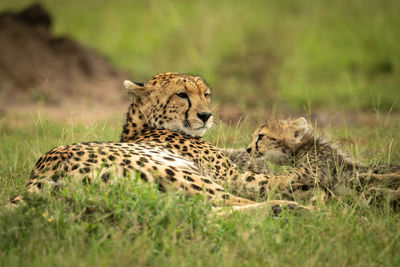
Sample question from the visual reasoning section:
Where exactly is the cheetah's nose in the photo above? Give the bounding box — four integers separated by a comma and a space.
197, 112, 212, 123
246, 147, 252, 154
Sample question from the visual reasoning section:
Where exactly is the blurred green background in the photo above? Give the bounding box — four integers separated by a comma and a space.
1, 0, 399, 112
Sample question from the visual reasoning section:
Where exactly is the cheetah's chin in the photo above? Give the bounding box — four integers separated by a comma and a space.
180, 126, 209, 137
165, 121, 211, 137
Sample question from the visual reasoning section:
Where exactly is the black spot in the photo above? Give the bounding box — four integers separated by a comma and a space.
246, 176, 255, 182
140, 172, 148, 182
123, 168, 130, 177
51, 174, 59, 182
206, 188, 215, 195
259, 186, 266, 197
167, 176, 177, 182
184, 176, 195, 182
139, 157, 148, 163
108, 155, 115, 161
77, 151, 84, 156
202, 178, 212, 184
165, 168, 175, 176
301, 185, 309, 191
87, 159, 98, 163
222, 194, 230, 200
82, 176, 91, 185
79, 167, 91, 174
52, 162, 61, 170
191, 184, 202, 191
163, 157, 175, 161
101, 173, 111, 182
157, 183, 166, 192
272, 205, 282, 216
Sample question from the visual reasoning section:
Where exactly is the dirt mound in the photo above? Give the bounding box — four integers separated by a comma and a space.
0, 3, 129, 106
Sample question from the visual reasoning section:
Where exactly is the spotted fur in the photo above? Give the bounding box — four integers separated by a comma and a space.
223, 148, 270, 174
121, 72, 213, 141
245, 117, 400, 204
13, 73, 313, 213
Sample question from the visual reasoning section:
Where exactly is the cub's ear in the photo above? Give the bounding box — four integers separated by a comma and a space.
292, 117, 311, 138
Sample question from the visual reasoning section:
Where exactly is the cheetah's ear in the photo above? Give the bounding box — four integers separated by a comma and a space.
292, 117, 311, 139
124, 80, 150, 101
124, 80, 144, 95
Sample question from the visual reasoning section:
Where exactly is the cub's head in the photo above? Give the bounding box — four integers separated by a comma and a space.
123, 72, 213, 138
246, 117, 313, 163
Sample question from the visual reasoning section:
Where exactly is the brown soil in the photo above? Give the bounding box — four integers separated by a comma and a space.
0, 3, 130, 112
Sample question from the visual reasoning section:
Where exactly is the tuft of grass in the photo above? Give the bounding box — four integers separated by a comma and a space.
1, 113, 400, 266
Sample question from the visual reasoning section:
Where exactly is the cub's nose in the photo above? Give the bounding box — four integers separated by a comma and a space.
246, 147, 252, 153
197, 112, 212, 123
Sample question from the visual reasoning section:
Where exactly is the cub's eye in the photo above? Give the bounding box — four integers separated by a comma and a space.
257, 134, 265, 141
204, 92, 211, 98
176, 92, 188, 99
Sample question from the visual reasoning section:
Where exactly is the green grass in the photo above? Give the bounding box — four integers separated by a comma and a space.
1, 114, 400, 266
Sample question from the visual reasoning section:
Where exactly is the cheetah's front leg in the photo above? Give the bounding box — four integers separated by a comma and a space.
226, 168, 318, 202
213, 200, 314, 216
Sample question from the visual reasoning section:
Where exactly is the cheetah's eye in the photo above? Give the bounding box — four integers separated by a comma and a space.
204, 92, 211, 98
257, 134, 265, 141
176, 92, 188, 99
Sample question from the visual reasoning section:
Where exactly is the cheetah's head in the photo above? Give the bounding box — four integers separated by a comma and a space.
124, 72, 213, 137
246, 117, 313, 164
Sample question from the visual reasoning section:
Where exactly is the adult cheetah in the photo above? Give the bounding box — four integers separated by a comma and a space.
14, 73, 309, 213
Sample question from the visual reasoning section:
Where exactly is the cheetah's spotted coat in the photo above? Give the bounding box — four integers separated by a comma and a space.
15, 73, 311, 213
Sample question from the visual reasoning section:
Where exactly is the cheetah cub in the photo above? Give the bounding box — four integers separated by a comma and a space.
245, 117, 400, 203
